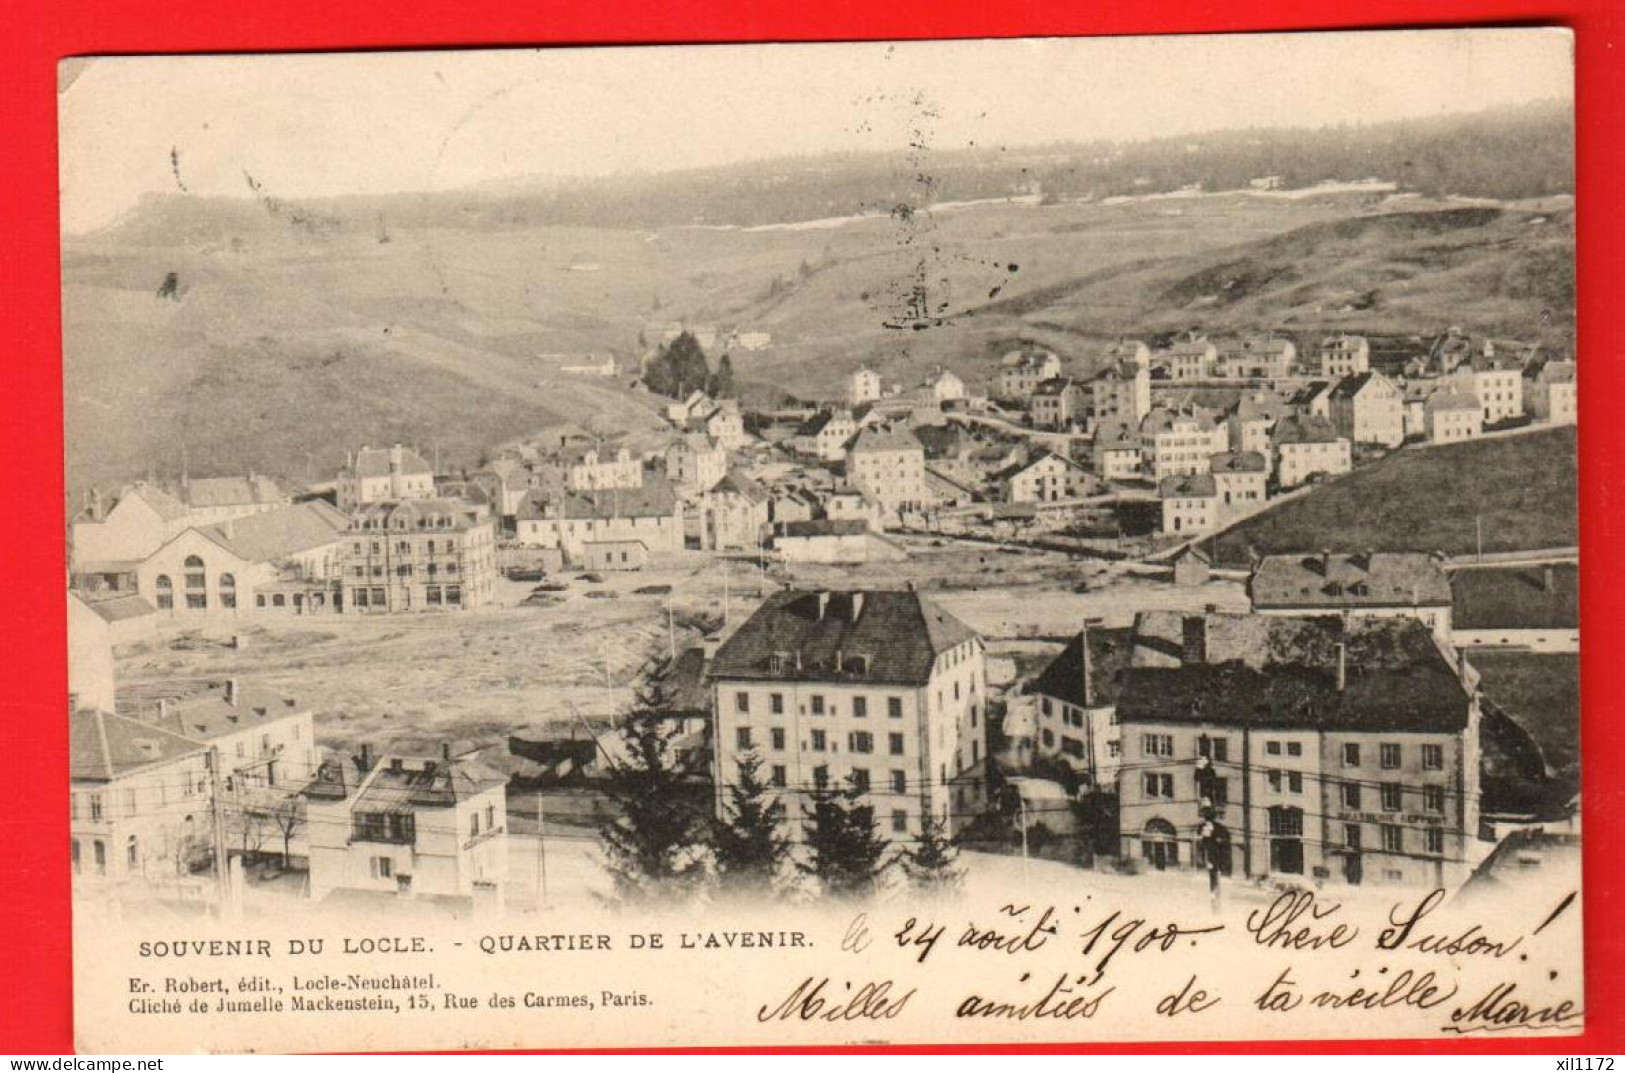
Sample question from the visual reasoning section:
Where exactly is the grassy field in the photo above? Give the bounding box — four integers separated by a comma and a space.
1205, 426, 1577, 564
64, 187, 1573, 503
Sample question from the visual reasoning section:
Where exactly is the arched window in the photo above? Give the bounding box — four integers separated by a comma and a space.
1142, 817, 1180, 870
219, 573, 237, 610
183, 555, 206, 586
155, 574, 174, 610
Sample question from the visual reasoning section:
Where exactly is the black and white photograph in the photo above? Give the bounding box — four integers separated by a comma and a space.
58, 31, 1582, 1051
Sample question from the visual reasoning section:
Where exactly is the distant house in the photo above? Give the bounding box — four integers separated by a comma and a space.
998, 346, 1063, 399
1170, 545, 1211, 586
566, 445, 644, 492
1225, 391, 1294, 465
665, 433, 727, 494
922, 367, 966, 402
583, 539, 649, 572
1217, 335, 1296, 379
792, 409, 857, 462
1155, 338, 1217, 382
1524, 359, 1577, 426
688, 398, 748, 451
304, 746, 508, 910
1030, 377, 1088, 430
1208, 450, 1268, 517
1319, 334, 1371, 379
1271, 415, 1352, 488
131, 679, 321, 794
697, 474, 771, 551
1092, 422, 1143, 481
343, 497, 498, 613
1449, 352, 1525, 425
1159, 473, 1218, 536
1090, 360, 1152, 427
1000, 452, 1096, 504
848, 367, 883, 406
1425, 391, 1485, 444
1250, 552, 1453, 641
1450, 563, 1578, 651
338, 445, 436, 510
1329, 372, 1406, 449
70, 483, 194, 570
846, 425, 927, 523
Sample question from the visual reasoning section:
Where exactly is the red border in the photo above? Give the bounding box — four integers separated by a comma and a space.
3, 0, 1620, 1055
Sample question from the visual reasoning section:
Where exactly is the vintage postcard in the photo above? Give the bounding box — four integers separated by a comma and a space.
60, 31, 1581, 1052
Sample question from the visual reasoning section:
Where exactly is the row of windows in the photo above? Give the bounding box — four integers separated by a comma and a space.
1143, 734, 1446, 772
354, 539, 462, 554
72, 778, 202, 822
735, 692, 907, 719
1340, 782, 1448, 813
1346, 821, 1446, 856
1138, 767, 1449, 815
738, 726, 910, 757
352, 562, 460, 577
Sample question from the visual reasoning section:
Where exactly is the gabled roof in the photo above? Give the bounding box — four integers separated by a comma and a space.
1094, 421, 1142, 451
1328, 371, 1397, 401
1029, 626, 1135, 708
1141, 405, 1221, 435
1426, 390, 1482, 413
1320, 333, 1368, 350
709, 589, 979, 685
1092, 361, 1145, 384
203, 501, 351, 562
350, 445, 433, 479
84, 593, 157, 623
1116, 611, 1470, 733
796, 409, 853, 437
353, 753, 507, 812
1251, 552, 1452, 610
1002, 451, 1088, 482
1032, 377, 1080, 397
1230, 392, 1294, 424
711, 473, 770, 503
1159, 473, 1217, 498
179, 475, 286, 509
129, 681, 309, 742
71, 707, 206, 783
95, 483, 189, 523
849, 425, 924, 455
349, 497, 488, 533
1209, 450, 1268, 475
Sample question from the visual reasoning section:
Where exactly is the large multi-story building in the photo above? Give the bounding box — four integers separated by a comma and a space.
1449, 354, 1525, 425
1271, 415, 1352, 488
304, 746, 508, 909
1159, 473, 1218, 536
665, 433, 727, 494
1141, 406, 1228, 479
172, 475, 290, 526
696, 474, 771, 551
1225, 392, 1294, 465
845, 425, 927, 524
1217, 335, 1297, 379
565, 445, 644, 492
1090, 360, 1152, 427
1116, 611, 1480, 888
708, 589, 988, 838
344, 498, 497, 612
131, 679, 321, 794
338, 445, 436, 510
1329, 372, 1406, 448
1157, 338, 1218, 382
1208, 450, 1268, 518
793, 409, 858, 462
1250, 551, 1454, 641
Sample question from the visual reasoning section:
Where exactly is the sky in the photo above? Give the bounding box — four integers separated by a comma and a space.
58, 29, 1573, 234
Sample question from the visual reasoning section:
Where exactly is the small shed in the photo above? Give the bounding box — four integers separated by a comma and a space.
1171, 544, 1211, 587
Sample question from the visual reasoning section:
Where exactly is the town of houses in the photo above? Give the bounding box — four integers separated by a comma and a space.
65, 321, 1579, 916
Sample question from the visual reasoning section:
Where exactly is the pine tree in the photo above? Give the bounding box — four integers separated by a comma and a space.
708, 353, 735, 399
902, 815, 964, 895
665, 331, 712, 397
799, 776, 891, 899
599, 681, 709, 904
711, 752, 791, 895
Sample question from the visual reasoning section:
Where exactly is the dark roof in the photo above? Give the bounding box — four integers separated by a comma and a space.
913, 424, 965, 459
354, 754, 507, 812
1272, 414, 1341, 446
1328, 372, 1381, 401
1210, 450, 1267, 475
1032, 377, 1079, 397
1451, 564, 1579, 630
779, 519, 868, 538
71, 708, 206, 783
1251, 552, 1452, 610
712, 473, 770, 503
1030, 626, 1135, 708
121, 681, 309, 742
660, 646, 712, 714
1159, 473, 1217, 498
1116, 611, 1470, 733
709, 589, 979, 685
796, 409, 851, 437
517, 474, 678, 521
849, 425, 923, 455
84, 593, 157, 623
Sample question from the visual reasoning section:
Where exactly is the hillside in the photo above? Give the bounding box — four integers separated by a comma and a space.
1202, 427, 1578, 565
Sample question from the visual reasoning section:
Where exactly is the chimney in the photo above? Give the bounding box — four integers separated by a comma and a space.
90, 487, 103, 521
851, 592, 865, 621
1181, 615, 1206, 665
1321, 549, 1333, 575
358, 742, 375, 772
390, 444, 404, 471
441, 742, 453, 762
1335, 643, 1347, 692
224, 678, 239, 707
816, 592, 831, 620
1543, 565, 1555, 594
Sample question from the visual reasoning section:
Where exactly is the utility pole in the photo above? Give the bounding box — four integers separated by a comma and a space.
1241, 720, 1253, 880
535, 788, 549, 910
205, 747, 232, 916
1476, 514, 1484, 563
1018, 791, 1031, 885
666, 596, 677, 661
1196, 734, 1220, 911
